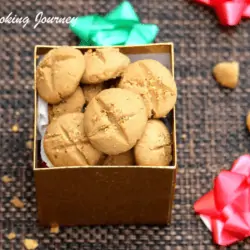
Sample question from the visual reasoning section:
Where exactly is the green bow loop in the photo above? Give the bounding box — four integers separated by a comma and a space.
69, 1, 159, 46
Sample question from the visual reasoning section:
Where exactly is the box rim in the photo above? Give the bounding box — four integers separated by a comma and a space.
34, 42, 174, 50
33, 43, 177, 171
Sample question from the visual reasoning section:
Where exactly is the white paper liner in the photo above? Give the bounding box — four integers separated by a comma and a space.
37, 95, 49, 139
37, 52, 171, 168
37, 96, 53, 167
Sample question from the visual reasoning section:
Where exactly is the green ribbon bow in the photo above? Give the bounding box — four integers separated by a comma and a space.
69, 1, 159, 46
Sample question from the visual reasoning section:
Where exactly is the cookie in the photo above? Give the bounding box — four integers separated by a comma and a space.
103, 150, 135, 166
49, 87, 85, 121
82, 83, 105, 103
213, 61, 239, 89
44, 113, 102, 167
84, 88, 147, 155
81, 48, 130, 84
119, 59, 177, 118
135, 119, 172, 166
36, 47, 85, 104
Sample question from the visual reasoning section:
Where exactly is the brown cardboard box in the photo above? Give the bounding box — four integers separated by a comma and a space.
33, 43, 177, 226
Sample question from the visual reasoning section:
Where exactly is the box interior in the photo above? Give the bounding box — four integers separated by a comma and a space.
33, 43, 176, 171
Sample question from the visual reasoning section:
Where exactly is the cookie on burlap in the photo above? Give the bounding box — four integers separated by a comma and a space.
81, 48, 130, 84
36, 47, 85, 104
49, 87, 85, 121
213, 61, 239, 89
82, 83, 105, 103
44, 113, 102, 167
103, 150, 135, 166
84, 88, 147, 155
119, 59, 177, 118
135, 119, 172, 166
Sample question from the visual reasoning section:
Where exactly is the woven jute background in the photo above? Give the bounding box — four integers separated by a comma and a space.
0, 0, 250, 249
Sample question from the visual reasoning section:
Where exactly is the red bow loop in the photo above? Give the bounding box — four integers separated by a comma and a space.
194, 155, 250, 246
214, 170, 246, 210
194, 0, 250, 26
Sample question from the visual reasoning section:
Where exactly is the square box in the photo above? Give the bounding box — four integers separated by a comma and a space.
33, 43, 177, 226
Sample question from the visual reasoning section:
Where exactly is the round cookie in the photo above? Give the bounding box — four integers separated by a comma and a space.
82, 83, 105, 103
81, 48, 130, 84
49, 87, 85, 121
44, 113, 102, 167
118, 59, 177, 118
135, 119, 172, 166
84, 88, 147, 155
37, 47, 85, 104
103, 150, 135, 166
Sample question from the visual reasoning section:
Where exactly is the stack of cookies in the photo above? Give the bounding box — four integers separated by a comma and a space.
36, 47, 177, 167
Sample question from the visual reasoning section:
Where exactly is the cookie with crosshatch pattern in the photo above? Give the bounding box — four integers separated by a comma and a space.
119, 59, 177, 118
135, 119, 172, 166
44, 113, 102, 167
81, 48, 130, 84
36, 47, 85, 104
84, 88, 147, 155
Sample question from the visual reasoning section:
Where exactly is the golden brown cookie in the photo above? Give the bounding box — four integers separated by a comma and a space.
82, 83, 105, 103
84, 88, 147, 155
44, 113, 102, 167
103, 150, 135, 166
49, 87, 85, 121
119, 59, 177, 118
36, 47, 85, 104
213, 61, 239, 89
81, 48, 130, 84
135, 119, 172, 166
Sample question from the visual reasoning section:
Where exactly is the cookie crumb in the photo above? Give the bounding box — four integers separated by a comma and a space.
2, 175, 13, 183
50, 223, 59, 234
26, 140, 33, 149
213, 61, 239, 89
7, 232, 16, 240
10, 196, 25, 208
247, 112, 250, 132
181, 134, 187, 140
23, 239, 39, 250
11, 124, 19, 132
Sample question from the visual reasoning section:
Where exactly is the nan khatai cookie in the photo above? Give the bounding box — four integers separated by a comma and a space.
103, 150, 135, 166
82, 83, 105, 103
135, 119, 172, 166
84, 88, 147, 155
119, 59, 177, 118
49, 87, 85, 121
81, 48, 130, 84
37, 47, 85, 104
44, 113, 102, 167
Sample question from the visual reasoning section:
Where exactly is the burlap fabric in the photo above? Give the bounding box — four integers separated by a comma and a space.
0, 0, 250, 249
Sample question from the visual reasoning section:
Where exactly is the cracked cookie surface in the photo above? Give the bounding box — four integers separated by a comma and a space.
36, 47, 85, 104
84, 88, 147, 155
81, 48, 130, 84
48, 86, 85, 121
135, 119, 172, 166
119, 59, 177, 118
44, 113, 102, 166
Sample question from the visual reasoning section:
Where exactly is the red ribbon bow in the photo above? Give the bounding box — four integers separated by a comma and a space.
194, 155, 250, 246
195, 0, 250, 25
